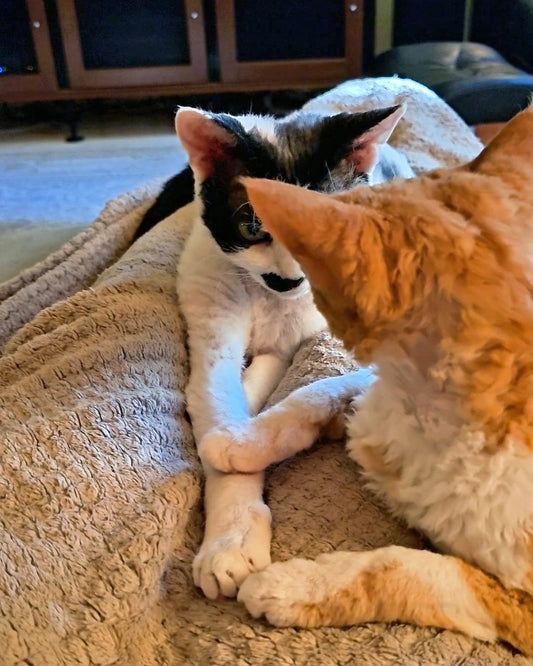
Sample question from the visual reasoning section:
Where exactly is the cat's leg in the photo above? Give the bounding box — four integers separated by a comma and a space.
179, 287, 276, 597
238, 545, 533, 655
193, 466, 271, 599
200, 367, 375, 473
243, 353, 289, 415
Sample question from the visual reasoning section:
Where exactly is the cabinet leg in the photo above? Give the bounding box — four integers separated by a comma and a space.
64, 102, 84, 142
53, 101, 84, 142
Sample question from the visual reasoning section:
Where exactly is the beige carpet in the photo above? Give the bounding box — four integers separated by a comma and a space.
0, 110, 186, 283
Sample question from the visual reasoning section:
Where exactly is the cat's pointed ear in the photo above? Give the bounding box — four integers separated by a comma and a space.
175, 107, 243, 182
241, 176, 356, 292
321, 104, 405, 174
469, 103, 533, 175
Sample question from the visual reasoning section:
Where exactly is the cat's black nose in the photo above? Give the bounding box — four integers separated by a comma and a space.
261, 273, 304, 292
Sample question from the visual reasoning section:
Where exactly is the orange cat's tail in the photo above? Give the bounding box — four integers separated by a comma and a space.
239, 546, 533, 655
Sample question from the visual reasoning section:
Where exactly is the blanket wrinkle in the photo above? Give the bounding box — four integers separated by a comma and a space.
1, 78, 531, 665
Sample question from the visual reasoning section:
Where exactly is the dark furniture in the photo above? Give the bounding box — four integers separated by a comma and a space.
370, 41, 533, 125
0, 0, 364, 103
368, 0, 533, 125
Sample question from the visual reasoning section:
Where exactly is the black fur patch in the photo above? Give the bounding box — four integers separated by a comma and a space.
134, 167, 195, 239
136, 106, 400, 250
261, 273, 304, 292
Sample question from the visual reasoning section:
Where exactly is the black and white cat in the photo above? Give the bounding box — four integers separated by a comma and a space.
138, 104, 414, 599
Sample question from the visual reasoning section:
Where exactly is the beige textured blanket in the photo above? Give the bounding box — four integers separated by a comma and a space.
1, 78, 530, 666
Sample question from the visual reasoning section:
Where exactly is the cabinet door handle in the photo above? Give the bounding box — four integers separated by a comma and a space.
32, 21, 41, 28
190, 11, 199, 20
349, 3, 358, 11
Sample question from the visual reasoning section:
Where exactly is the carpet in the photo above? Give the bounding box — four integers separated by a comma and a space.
0, 119, 186, 283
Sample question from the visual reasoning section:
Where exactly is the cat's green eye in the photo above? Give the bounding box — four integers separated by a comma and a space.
237, 218, 271, 243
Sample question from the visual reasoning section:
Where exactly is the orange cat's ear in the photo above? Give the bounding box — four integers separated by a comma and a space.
470, 103, 533, 173
242, 177, 357, 292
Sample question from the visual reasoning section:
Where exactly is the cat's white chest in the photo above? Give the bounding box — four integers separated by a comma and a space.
247, 287, 325, 359
346, 351, 533, 591
177, 218, 325, 362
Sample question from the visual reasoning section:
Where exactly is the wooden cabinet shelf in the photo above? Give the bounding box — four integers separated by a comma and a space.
1, 0, 364, 103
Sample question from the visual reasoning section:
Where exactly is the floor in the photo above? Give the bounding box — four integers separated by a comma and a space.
473, 122, 506, 146
0, 92, 311, 285
0, 100, 188, 284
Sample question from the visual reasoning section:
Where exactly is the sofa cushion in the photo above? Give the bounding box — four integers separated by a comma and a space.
370, 41, 533, 124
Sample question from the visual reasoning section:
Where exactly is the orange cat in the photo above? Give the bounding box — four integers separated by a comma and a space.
200, 105, 533, 652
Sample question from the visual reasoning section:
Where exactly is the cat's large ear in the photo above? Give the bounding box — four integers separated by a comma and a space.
175, 107, 246, 182
241, 176, 358, 295
319, 104, 405, 174
469, 103, 533, 176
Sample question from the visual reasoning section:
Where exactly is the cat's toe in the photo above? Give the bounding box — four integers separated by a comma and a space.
193, 505, 272, 598
194, 547, 252, 599
238, 558, 326, 626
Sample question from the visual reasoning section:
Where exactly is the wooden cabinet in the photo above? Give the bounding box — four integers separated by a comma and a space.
0, 0, 59, 100
55, 0, 208, 89
0, 0, 364, 103
217, 0, 363, 86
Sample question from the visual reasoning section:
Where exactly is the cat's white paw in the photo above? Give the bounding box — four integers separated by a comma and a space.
193, 503, 272, 599
237, 557, 328, 626
198, 426, 267, 473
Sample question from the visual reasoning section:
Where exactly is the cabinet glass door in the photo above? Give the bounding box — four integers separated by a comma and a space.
216, 0, 363, 86
56, 0, 208, 88
0, 0, 58, 100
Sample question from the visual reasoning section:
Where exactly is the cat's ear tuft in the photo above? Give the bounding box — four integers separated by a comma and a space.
323, 104, 406, 175
175, 107, 240, 182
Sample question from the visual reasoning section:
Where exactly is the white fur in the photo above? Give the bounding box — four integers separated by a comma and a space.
179, 111, 412, 599
179, 215, 325, 598
347, 347, 533, 592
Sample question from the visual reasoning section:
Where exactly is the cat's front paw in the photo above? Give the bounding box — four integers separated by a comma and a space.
238, 551, 375, 627
193, 502, 272, 599
199, 426, 267, 473
238, 558, 329, 627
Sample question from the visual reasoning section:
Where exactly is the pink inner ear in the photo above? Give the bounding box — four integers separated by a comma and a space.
348, 104, 405, 173
176, 109, 237, 181
349, 141, 380, 174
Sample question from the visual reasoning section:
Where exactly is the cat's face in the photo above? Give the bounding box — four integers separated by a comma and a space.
241, 104, 533, 357
175, 105, 405, 298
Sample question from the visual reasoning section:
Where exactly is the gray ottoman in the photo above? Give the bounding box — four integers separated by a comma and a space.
369, 41, 533, 124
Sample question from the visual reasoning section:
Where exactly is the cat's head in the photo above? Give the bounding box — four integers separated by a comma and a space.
175, 105, 405, 298
241, 105, 533, 359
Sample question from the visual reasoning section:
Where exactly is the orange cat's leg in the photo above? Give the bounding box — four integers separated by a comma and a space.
238, 546, 533, 655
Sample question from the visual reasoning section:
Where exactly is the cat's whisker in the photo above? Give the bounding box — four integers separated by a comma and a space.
325, 164, 335, 189
232, 201, 252, 218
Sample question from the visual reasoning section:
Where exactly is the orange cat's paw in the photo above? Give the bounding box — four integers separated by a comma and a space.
237, 558, 322, 626
238, 550, 383, 627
